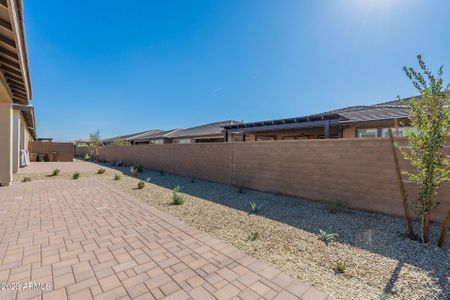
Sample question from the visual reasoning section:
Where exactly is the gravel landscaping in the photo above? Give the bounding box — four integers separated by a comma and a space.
15, 162, 450, 300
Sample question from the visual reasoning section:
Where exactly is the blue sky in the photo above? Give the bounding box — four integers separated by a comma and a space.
25, 0, 450, 140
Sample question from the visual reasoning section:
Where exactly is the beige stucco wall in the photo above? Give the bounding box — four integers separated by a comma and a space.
0, 102, 12, 185
0, 74, 13, 186
343, 127, 356, 138
12, 110, 21, 173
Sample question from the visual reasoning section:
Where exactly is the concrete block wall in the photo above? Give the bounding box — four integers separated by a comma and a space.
75, 146, 90, 157
29, 142, 74, 162
99, 138, 450, 222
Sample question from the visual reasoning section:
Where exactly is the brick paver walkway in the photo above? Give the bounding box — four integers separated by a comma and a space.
0, 179, 332, 300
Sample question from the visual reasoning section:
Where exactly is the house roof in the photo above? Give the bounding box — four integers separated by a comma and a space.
102, 131, 148, 143
225, 97, 415, 130
128, 129, 182, 141
169, 120, 241, 138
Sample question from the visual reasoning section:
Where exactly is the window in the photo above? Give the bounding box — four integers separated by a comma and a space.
381, 127, 414, 137
357, 128, 378, 138
282, 136, 309, 140
174, 139, 191, 144
149, 139, 164, 144
255, 135, 276, 141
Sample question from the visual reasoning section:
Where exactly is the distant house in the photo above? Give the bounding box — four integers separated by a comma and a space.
224, 99, 412, 141
128, 129, 181, 145
102, 131, 147, 146
169, 120, 241, 144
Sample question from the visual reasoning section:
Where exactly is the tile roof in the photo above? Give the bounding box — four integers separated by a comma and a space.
226, 96, 417, 129
169, 120, 241, 138
325, 96, 417, 123
102, 131, 149, 143
128, 129, 182, 141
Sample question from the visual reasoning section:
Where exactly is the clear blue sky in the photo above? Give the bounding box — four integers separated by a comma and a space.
25, 0, 450, 141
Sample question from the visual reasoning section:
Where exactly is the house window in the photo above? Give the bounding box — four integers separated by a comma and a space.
255, 135, 276, 141
149, 139, 163, 144
174, 139, 191, 144
381, 127, 413, 137
357, 128, 379, 138
282, 136, 309, 140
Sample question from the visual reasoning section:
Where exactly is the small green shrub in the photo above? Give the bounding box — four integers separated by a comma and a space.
84, 154, 92, 161
97, 168, 106, 174
114, 174, 121, 180
326, 201, 345, 213
249, 201, 263, 214
172, 185, 184, 205
130, 166, 138, 174
72, 172, 80, 180
249, 232, 259, 241
334, 261, 346, 273
319, 228, 338, 245
137, 180, 145, 189
22, 176, 32, 182
51, 169, 60, 176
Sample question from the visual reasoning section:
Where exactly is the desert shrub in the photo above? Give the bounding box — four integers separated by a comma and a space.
172, 186, 184, 205
249, 201, 263, 214
326, 201, 345, 213
72, 172, 80, 180
97, 168, 106, 174
114, 174, 121, 180
130, 166, 138, 174
319, 228, 338, 245
334, 261, 346, 273
51, 169, 60, 176
249, 232, 259, 241
137, 180, 145, 189
22, 176, 32, 182
84, 153, 92, 161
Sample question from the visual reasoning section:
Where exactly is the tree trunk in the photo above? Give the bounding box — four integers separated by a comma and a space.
388, 129, 415, 240
422, 212, 431, 243
437, 209, 450, 247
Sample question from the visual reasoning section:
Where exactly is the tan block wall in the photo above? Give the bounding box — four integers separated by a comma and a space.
75, 146, 90, 157
29, 142, 74, 162
99, 138, 450, 222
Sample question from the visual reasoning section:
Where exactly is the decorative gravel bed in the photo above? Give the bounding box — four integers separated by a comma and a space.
16, 164, 450, 300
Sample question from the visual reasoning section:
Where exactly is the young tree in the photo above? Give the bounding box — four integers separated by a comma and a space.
88, 130, 102, 161
402, 55, 450, 243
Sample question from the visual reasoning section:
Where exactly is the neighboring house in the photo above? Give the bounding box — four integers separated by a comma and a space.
0, 0, 35, 186
128, 129, 182, 145
169, 120, 241, 144
102, 131, 147, 146
224, 98, 412, 141
37, 137, 53, 142
72, 138, 89, 147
